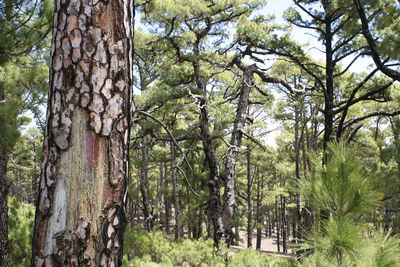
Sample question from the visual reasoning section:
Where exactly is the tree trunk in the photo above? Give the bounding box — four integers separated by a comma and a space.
281, 195, 287, 254
164, 161, 171, 234
223, 61, 253, 244
171, 142, 181, 239
194, 208, 203, 239
31, 1, 134, 266
186, 186, 192, 238
294, 101, 302, 242
159, 162, 166, 231
246, 146, 253, 248
323, 12, 335, 154
275, 198, 280, 253
255, 172, 262, 251
0, 153, 10, 267
198, 99, 224, 244
140, 137, 152, 232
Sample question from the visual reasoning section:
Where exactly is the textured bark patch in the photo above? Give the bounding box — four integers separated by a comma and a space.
32, 0, 134, 265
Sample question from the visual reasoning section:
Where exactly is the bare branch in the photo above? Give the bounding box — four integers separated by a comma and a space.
137, 110, 193, 171
175, 165, 200, 197
343, 110, 400, 130
239, 129, 266, 151
353, 0, 400, 81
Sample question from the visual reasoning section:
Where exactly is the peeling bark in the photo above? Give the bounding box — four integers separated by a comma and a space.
32, 1, 134, 266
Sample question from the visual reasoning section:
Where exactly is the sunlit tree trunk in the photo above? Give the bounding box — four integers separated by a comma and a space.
31, 0, 134, 266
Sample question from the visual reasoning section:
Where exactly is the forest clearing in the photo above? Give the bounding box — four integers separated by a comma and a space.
1, 0, 400, 266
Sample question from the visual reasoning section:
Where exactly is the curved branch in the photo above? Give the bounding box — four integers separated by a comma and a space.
353, 0, 400, 81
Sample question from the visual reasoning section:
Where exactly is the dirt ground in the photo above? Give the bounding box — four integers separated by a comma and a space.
230, 230, 294, 258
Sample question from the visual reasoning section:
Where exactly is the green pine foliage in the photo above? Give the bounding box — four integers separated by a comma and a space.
8, 197, 35, 267
304, 142, 383, 218
298, 141, 395, 266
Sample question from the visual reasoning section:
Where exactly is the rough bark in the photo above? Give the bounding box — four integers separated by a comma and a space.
223, 59, 254, 245
0, 153, 10, 267
199, 100, 225, 244
32, 0, 134, 266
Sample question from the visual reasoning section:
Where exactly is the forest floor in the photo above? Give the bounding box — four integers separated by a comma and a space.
131, 216, 295, 258
230, 230, 295, 258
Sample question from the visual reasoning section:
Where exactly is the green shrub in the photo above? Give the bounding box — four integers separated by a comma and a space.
123, 227, 225, 266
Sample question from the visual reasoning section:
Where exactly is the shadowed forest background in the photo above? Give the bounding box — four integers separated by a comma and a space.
1, 0, 400, 266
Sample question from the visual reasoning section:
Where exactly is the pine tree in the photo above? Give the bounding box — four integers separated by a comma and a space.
31, 1, 134, 265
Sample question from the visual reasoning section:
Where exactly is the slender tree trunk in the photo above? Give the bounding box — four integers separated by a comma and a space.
275, 198, 280, 253
265, 210, 271, 238
247, 146, 253, 248
171, 142, 181, 239
323, 15, 334, 153
164, 161, 171, 234
136, 169, 141, 224
281, 195, 287, 254
140, 138, 152, 232
186, 186, 192, 238
255, 171, 262, 250
159, 162, 165, 231
0, 153, 9, 267
32, 1, 134, 265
